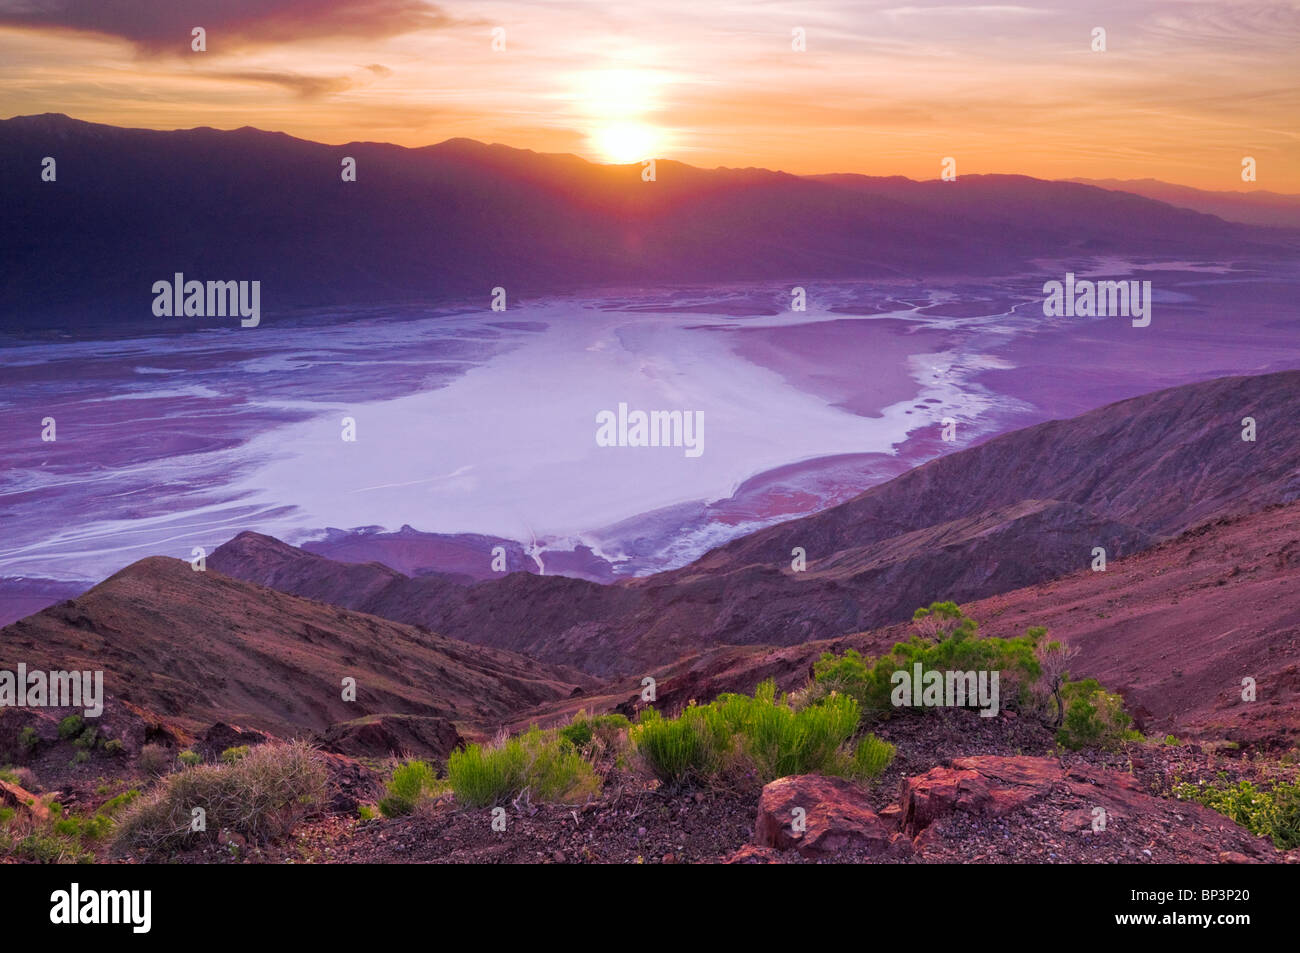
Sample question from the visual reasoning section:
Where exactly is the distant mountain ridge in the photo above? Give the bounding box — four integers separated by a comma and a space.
2, 113, 1296, 331
1067, 177, 1300, 228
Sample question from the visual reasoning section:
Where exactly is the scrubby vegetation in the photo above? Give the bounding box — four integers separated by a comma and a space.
379, 759, 442, 817
810, 603, 1040, 718
557, 711, 630, 756
57, 715, 84, 740
448, 726, 601, 808
1174, 776, 1300, 850
807, 601, 1139, 752
221, 745, 251, 764
1055, 678, 1141, 750
112, 741, 328, 855
630, 679, 894, 789
0, 787, 141, 864
138, 743, 172, 776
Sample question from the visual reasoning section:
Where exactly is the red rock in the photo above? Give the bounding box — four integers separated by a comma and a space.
901, 756, 1064, 835
0, 778, 48, 823
754, 774, 889, 858
722, 844, 783, 864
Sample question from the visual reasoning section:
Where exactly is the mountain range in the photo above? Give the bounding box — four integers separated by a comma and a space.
2, 113, 1297, 332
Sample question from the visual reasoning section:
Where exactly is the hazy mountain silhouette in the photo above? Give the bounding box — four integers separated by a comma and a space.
3, 113, 1295, 331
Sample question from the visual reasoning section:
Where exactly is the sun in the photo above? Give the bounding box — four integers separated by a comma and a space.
594, 122, 659, 164
570, 67, 666, 164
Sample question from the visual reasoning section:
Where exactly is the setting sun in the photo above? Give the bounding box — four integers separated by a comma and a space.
593, 122, 659, 164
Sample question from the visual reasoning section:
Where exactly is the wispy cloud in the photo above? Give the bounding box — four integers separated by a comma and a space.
0, 0, 453, 56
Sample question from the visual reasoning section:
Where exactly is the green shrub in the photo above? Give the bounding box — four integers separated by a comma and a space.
849, 734, 897, 781
112, 741, 328, 856
378, 760, 439, 817
448, 727, 600, 808
97, 789, 140, 816
178, 750, 201, 767
630, 680, 885, 788
4, 829, 93, 864
18, 726, 39, 752
70, 750, 89, 765
717, 681, 860, 781
1174, 778, 1300, 850
0, 795, 116, 864
57, 715, 83, 740
811, 605, 1041, 720
103, 739, 124, 756
1056, 679, 1140, 750
629, 705, 728, 787
220, 745, 250, 765
558, 711, 630, 755
73, 726, 98, 750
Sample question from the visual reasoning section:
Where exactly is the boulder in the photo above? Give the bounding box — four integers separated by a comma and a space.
901, 755, 1065, 835
754, 774, 890, 858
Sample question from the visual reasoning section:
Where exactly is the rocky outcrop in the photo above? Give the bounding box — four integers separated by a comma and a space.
753, 774, 892, 858
315, 714, 465, 760
900, 755, 1066, 835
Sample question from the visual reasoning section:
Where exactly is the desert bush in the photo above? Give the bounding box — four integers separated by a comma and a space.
378, 760, 440, 817
848, 734, 897, 781
112, 741, 328, 855
448, 726, 600, 808
630, 705, 730, 787
1035, 634, 1080, 726
558, 711, 631, 755
0, 798, 118, 865
18, 726, 39, 753
57, 715, 83, 740
1056, 679, 1140, 750
1174, 777, 1300, 850
811, 615, 1041, 720
631, 681, 885, 788
718, 681, 860, 781
97, 789, 140, 816
138, 744, 172, 777
103, 738, 124, 756
178, 750, 202, 767
220, 745, 250, 765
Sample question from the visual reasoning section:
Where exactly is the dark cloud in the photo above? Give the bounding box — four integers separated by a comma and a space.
0, 0, 451, 55
207, 70, 355, 98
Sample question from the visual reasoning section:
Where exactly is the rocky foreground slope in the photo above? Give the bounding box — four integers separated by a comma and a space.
0, 557, 594, 742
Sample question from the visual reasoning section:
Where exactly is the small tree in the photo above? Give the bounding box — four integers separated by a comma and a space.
1035, 634, 1080, 728
912, 601, 977, 642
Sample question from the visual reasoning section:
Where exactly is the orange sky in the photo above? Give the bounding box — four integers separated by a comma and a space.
1, 1, 1296, 190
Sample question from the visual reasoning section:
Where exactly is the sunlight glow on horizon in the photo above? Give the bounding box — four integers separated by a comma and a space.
0, 2, 1296, 190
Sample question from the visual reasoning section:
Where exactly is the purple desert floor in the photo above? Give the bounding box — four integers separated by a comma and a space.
1, 258, 1297, 624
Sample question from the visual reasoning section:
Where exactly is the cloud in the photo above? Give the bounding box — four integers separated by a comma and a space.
206, 70, 355, 98
0, 0, 452, 56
